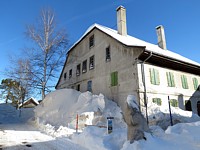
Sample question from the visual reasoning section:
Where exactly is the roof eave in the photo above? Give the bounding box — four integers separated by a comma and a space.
139, 50, 200, 75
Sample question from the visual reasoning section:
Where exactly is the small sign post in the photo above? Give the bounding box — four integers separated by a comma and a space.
76, 114, 79, 133
107, 117, 114, 134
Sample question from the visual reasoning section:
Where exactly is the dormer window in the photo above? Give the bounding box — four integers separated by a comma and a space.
89, 35, 94, 48
76, 64, 81, 76
82, 60, 87, 73
106, 46, 111, 62
69, 69, 72, 78
89, 55, 95, 70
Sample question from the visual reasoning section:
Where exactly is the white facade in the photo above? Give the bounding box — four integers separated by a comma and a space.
137, 63, 200, 114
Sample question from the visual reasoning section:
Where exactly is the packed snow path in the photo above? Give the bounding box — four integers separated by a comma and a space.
0, 104, 87, 150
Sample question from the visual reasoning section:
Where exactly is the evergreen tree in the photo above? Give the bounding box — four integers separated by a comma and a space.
1, 79, 25, 107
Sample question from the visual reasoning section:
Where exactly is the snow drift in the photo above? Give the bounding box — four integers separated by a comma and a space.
34, 89, 126, 134
32, 89, 200, 150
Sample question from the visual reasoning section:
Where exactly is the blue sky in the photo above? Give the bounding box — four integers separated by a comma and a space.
1, 0, 200, 81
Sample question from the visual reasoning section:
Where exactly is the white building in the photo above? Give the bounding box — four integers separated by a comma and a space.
56, 6, 200, 118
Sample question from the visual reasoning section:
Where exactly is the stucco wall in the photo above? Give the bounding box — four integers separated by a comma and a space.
57, 29, 144, 113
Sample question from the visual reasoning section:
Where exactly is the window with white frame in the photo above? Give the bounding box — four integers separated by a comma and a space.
106, 46, 111, 62
82, 60, 87, 73
89, 35, 94, 48
89, 55, 95, 70
69, 69, 72, 78
76, 64, 81, 76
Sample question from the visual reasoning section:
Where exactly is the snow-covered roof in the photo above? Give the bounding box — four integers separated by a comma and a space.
69, 23, 200, 67
19, 97, 39, 107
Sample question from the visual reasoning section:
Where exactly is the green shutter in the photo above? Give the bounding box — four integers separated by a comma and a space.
171, 73, 175, 87
181, 75, 188, 89
150, 68, 154, 84
155, 69, 160, 85
184, 76, 188, 89
111, 71, 118, 86
111, 72, 115, 86
114, 71, 118, 85
166, 72, 175, 87
152, 98, 162, 106
181, 75, 184, 88
193, 78, 198, 90
150, 68, 160, 85
170, 99, 178, 107
166, 72, 170, 86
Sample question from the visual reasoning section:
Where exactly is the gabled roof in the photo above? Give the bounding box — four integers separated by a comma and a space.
19, 97, 39, 107
69, 23, 200, 67
56, 23, 200, 88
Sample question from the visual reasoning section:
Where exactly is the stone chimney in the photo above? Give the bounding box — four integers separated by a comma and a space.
156, 25, 167, 49
117, 6, 127, 36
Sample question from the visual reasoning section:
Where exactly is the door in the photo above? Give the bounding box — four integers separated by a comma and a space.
185, 100, 192, 111
87, 80, 92, 92
197, 101, 200, 116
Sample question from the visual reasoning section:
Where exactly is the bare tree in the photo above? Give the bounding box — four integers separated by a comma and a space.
5, 57, 33, 101
24, 8, 68, 99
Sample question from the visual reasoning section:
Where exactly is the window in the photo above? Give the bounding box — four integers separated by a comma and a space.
87, 80, 92, 92
82, 60, 87, 73
89, 55, 95, 70
170, 99, 178, 107
77, 84, 80, 91
193, 77, 199, 90
181, 75, 188, 89
111, 71, 118, 86
64, 72, 67, 80
152, 98, 162, 106
166, 72, 175, 87
89, 35, 94, 48
76, 64, 81, 76
69, 69, 72, 78
106, 46, 111, 62
149, 68, 160, 85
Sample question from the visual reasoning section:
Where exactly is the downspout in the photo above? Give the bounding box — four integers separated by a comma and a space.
141, 51, 152, 125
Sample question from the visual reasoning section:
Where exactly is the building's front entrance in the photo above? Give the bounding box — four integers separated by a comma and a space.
197, 101, 200, 116
185, 100, 192, 111
87, 80, 92, 92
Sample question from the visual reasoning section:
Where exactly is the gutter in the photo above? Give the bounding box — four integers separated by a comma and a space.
141, 51, 152, 125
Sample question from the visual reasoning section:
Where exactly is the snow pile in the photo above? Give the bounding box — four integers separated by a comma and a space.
72, 126, 126, 150
147, 102, 200, 129
34, 89, 81, 127
122, 121, 200, 150
34, 89, 126, 138
126, 95, 139, 111
32, 89, 200, 150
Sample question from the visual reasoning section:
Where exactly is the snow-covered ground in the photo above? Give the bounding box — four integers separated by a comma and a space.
1, 89, 200, 150
0, 103, 87, 150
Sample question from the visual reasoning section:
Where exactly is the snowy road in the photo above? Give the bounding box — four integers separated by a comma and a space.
0, 104, 87, 150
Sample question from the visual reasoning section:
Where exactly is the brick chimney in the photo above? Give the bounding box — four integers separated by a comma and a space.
117, 6, 127, 36
156, 25, 167, 49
